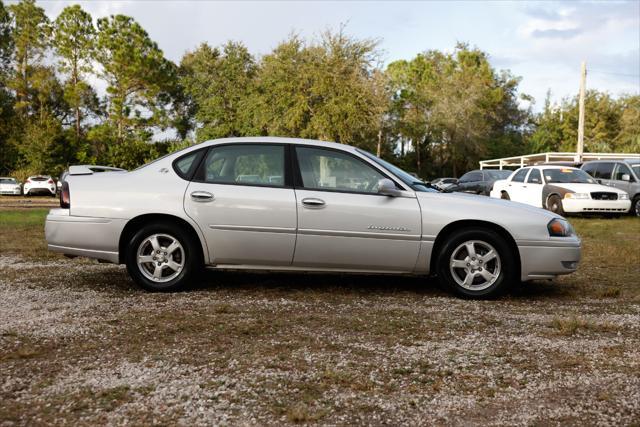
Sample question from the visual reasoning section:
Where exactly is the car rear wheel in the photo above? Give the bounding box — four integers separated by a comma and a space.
125, 222, 201, 292
500, 191, 510, 200
547, 195, 564, 215
436, 228, 515, 298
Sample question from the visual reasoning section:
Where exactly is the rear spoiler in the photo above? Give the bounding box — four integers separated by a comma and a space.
67, 165, 127, 176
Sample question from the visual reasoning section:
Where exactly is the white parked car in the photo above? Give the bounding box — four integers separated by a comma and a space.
23, 175, 57, 197
0, 177, 22, 195
45, 137, 582, 298
490, 166, 631, 216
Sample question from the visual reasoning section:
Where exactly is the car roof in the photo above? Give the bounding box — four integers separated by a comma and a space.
525, 165, 579, 171
200, 136, 358, 153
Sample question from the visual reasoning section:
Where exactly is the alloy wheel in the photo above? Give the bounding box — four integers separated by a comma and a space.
136, 233, 185, 283
449, 240, 501, 291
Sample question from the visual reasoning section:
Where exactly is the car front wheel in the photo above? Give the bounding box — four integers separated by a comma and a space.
125, 222, 201, 292
547, 195, 565, 215
436, 228, 515, 298
632, 196, 640, 217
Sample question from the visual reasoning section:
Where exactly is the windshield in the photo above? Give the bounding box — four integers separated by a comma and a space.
543, 168, 596, 184
357, 149, 436, 192
0, 178, 17, 184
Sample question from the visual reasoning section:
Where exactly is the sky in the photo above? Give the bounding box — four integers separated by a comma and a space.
13, 0, 640, 111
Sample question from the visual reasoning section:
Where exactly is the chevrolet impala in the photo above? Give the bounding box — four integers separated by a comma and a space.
45, 137, 581, 298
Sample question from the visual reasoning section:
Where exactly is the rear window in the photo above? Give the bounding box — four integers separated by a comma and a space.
31, 177, 49, 181
0, 178, 17, 184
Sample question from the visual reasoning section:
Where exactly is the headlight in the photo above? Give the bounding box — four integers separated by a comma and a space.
619, 193, 629, 200
548, 219, 575, 237
564, 193, 589, 199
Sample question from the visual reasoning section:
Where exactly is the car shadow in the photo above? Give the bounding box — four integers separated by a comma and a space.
190, 268, 448, 297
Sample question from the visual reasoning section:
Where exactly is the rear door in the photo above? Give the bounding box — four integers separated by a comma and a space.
522, 168, 544, 207
184, 143, 297, 266
291, 146, 422, 272
506, 168, 530, 203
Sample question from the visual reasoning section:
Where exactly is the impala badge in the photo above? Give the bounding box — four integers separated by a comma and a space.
368, 225, 411, 232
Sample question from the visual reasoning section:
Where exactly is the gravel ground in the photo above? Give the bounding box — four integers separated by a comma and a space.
1, 253, 639, 426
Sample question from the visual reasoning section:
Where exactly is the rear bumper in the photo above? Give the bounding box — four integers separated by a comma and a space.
518, 238, 581, 281
562, 198, 630, 213
45, 209, 126, 263
25, 186, 56, 195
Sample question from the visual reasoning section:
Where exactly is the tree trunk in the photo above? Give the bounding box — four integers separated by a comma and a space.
376, 129, 382, 157
416, 138, 421, 176
73, 62, 81, 138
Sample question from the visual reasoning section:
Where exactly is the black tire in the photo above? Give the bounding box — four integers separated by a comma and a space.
546, 195, 565, 215
501, 191, 510, 200
125, 221, 202, 292
435, 228, 516, 299
632, 196, 640, 217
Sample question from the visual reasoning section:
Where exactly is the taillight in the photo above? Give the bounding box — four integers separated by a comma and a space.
60, 181, 70, 208
48, 179, 54, 184
26, 179, 31, 183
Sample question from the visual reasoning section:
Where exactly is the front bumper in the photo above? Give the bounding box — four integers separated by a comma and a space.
562, 198, 631, 213
45, 209, 127, 263
0, 187, 21, 195
518, 237, 581, 281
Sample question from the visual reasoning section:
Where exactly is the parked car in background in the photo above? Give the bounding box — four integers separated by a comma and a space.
430, 177, 458, 191
0, 177, 22, 195
581, 159, 640, 217
451, 169, 513, 196
45, 137, 581, 299
23, 175, 56, 197
490, 166, 631, 216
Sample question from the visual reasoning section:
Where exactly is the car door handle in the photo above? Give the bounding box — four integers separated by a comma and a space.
190, 191, 214, 202
301, 198, 326, 208
522, 185, 527, 188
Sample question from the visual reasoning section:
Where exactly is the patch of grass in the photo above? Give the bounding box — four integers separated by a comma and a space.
0, 208, 54, 259
550, 315, 616, 336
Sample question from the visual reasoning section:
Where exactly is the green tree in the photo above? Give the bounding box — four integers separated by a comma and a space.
180, 41, 257, 141
251, 30, 385, 149
387, 44, 530, 177
95, 14, 176, 142
7, 0, 50, 117
53, 4, 96, 138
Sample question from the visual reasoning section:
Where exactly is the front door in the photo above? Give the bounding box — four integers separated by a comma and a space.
184, 143, 297, 266
291, 146, 422, 272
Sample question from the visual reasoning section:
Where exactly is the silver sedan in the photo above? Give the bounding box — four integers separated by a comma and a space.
45, 137, 581, 298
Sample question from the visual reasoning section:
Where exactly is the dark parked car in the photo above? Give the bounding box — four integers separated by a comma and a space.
581, 159, 640, 216
451, 169, 513, 196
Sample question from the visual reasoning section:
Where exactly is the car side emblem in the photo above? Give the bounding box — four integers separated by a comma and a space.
368, 225, 411, 232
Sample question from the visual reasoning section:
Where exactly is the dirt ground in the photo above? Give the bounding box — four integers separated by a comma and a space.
1, 207, 639, 425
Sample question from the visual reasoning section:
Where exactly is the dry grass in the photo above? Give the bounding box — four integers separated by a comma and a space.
1, 209, 639, 425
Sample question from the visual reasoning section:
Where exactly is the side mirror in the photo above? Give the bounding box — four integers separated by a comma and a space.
377, 178, 401, 197
621, 174, 630, 182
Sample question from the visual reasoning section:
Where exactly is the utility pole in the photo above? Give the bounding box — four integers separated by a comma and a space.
576, 61, 586, 162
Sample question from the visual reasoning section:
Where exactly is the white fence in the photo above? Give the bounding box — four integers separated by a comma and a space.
479, 152, 640, 170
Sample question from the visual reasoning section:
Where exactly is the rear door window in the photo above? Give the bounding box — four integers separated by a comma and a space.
460, 171, 482, 183
527, 169, 542, 184
511, 168, 529, 183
